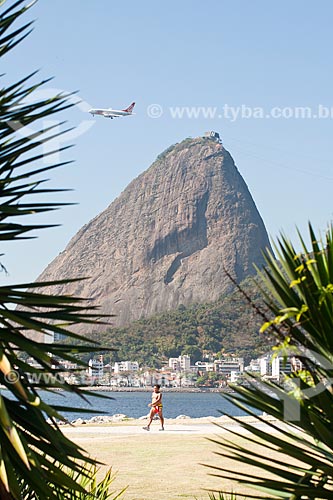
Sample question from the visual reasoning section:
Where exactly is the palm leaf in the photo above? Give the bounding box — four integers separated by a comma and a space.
207, 224, 333, 498
0, 2, 118, 497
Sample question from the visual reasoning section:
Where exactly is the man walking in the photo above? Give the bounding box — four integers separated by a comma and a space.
143, 384, 164, 431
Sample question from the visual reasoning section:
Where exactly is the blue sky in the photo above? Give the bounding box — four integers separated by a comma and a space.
2, 0, 333, 284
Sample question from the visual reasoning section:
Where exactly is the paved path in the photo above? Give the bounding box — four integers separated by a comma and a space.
63, 421, 279, 437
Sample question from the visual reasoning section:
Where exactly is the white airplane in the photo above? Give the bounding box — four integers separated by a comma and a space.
88, 102, 135, 119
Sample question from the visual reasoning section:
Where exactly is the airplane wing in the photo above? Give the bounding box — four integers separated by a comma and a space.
102, 112, 120, 118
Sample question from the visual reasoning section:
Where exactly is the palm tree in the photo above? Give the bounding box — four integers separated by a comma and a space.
23, 464, 127, 500
0, 2, 115, 498
207, 224, 333, 498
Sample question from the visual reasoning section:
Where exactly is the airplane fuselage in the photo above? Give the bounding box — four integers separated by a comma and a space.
88, 102, 135, 119
89, 109, 132, 117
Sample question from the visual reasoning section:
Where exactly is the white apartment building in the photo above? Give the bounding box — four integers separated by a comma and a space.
168, 355, 191, 371
244, 359, 261, 373
260, 354, 302, 380
194, 361, 215, 372
272, 356, 302, 379
88, 358, 104, 378
58, 360, 78, 371
214, 357, 244, 376
260, 355, 273, 377
230, 370, 242, 383
113, 361, 139, 373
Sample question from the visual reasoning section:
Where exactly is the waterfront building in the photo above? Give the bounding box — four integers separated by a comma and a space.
244, 359, 261, 373
194, 361, 214, 372
259, 354, 303, 381
113, 361, 139, 373
214, 357, 244, 376
88, 358, 104, 377
168, 355, 191, 371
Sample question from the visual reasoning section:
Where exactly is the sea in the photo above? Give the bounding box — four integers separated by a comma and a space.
9, 389, 260, 421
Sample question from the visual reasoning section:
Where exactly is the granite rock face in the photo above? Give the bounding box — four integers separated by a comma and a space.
36, 136, 272, 333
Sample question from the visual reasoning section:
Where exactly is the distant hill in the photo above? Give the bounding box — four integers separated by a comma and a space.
83, 277, 271, 368
33, 134, 272, 336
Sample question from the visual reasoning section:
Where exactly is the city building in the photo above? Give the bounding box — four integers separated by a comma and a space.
113, 361, 139, 373
168, 355, 191, 372
244, 359, 261, 373
88, 358, 104, 379
259, 354, 302, 381
230, 370, 242, 383
194, 361, 214, 372
204, 131, 221, 142
214, 357, 244, 377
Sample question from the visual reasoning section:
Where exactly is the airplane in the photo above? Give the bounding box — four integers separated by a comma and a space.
88, 102, 135, 119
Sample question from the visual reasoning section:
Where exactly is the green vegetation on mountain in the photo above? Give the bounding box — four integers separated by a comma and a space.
88, 277, 270, 367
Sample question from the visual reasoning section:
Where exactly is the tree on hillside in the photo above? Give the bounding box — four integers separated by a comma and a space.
208, 224, 333, 498
0, 2, 116, 498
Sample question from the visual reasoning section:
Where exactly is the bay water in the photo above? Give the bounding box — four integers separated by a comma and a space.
37, 390, 258, 421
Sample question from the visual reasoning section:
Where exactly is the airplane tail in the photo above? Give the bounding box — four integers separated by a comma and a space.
123, 102, 135, 113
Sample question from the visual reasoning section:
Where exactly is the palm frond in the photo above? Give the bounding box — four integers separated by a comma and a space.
206, 224, 333, 498
0, 2, 117, 497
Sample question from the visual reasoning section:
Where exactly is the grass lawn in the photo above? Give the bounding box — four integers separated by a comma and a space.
65, 426, 287, 500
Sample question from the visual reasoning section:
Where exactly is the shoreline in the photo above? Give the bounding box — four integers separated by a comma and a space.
64, 413, 272, 427
1, 386, 232, 394
79, 386, 231, 393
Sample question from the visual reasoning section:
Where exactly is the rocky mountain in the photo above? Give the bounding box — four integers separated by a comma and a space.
36, 134, 272, 334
